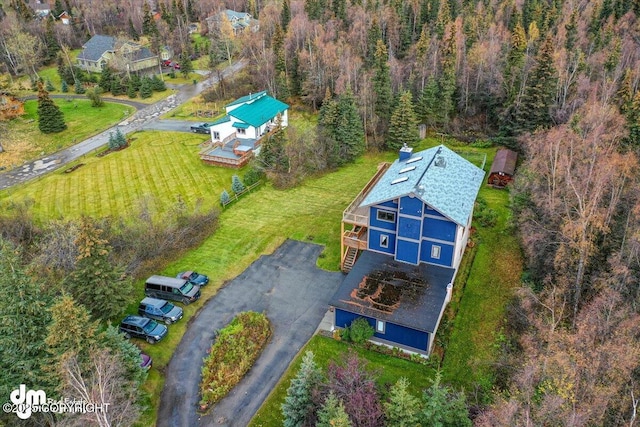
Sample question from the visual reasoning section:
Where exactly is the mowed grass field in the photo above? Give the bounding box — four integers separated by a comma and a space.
1, 128, 522, 425
0, 100, 134, 169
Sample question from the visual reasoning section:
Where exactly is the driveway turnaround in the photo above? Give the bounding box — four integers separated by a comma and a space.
157, 240, 344, 427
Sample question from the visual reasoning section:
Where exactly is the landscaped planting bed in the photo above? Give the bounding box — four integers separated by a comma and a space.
199, 311, 271, 411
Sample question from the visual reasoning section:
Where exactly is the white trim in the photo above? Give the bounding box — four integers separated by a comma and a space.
376, 209, 396, 223
431, 245, 441, 259
421, 236, 455, 246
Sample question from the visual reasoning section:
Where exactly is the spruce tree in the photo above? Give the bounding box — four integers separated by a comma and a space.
126, 79, 137, 98
259, 121, 290, 174
46, 79, 55, 92
384, 377, 421, 426
281, 0, 291, 31
387, 91, 419, 150
139, 78, 153, 98
514, 35, 557, 134
64, 217, 133, 320
61, 79, 68, 93
127, 18, 140, 41
417, 76, 438, 127
420, 372, 471, 427
99, 66, 114, 92
37, 82, 67, 133
142, 2, 158, 36
74, 79, 85, 94
115, 128, 127, 148
317, 392, 352, 427
220, 189, 230, 205
282, 351, 323, 427
231, 175, 245, 194
334, 87, 365, 163
179, 51, 194, 78
373, 40, 393, 127
0, 241, 55, 399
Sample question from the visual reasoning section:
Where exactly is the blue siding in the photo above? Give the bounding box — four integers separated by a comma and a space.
368, 229, 396, 255
420, 240, 454, 267
424, 205, 445, 217
396, 239, 419, 264
398, 216, 421, 240
334, 309, 429, 351
399, 196, 423, 217
422, 216, 457, 242
369, 207, 397, 231
378, 200, 399, 209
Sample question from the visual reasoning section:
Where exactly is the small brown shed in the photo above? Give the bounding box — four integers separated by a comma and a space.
488, 148, 518, 188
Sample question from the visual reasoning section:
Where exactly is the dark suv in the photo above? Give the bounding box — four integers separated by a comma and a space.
138, 297, 183, 325
176, 271, 209, 286
119, 315, 168, 344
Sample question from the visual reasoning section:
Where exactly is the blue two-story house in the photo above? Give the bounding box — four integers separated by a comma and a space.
330, 145, 485, 355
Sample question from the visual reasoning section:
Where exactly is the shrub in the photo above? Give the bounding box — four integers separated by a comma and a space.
74, 80, 85, 94
243, 166, 264, 187
220, 189, 230, 205
474, 197, 497, 227
231, 175, 245, 194
199, 312, 271, 410
150, 75, 166, 91
61, 80, 68, 93
349, 317, 375, 344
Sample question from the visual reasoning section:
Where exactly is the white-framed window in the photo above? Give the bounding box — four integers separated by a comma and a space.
213, 131, 220, 140
237, 128, 246, 135
376, 320, 385, 333
431, 245, 441, 259
380, 234, 389, 249
377, 210, 395, 223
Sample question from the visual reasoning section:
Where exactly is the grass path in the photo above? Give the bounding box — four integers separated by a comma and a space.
441, 169, 523, 397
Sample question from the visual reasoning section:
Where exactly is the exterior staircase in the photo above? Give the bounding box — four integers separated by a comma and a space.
342, 247, 358, 273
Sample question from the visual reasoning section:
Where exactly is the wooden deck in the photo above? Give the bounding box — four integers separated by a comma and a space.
340, 162, 390, 271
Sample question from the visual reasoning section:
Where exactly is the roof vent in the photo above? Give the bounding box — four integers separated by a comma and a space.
399, 166, 416, 174
406, 156, 423, 164
434, 155, 446, 167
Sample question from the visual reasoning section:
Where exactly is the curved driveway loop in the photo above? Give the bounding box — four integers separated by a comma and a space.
157, 240, 344, 427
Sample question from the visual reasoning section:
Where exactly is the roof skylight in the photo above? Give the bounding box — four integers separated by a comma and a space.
391, 177, 409, 185
399, 166, 416, 174
406, 156, 423, 164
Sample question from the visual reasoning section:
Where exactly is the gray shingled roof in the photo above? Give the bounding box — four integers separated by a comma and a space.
329, 250, 454, 333
77, 35, 115, 62
360, 145, 485, 226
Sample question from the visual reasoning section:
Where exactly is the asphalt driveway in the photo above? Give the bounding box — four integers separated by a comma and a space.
157, 240, 344, 427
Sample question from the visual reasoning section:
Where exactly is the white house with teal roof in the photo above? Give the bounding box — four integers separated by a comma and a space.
330, 145, 485, 355
200, 91, 288, 167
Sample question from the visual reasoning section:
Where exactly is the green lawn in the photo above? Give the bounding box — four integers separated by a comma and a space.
0, 99, 134, 169
249, 335, 435, 427
2, 127, 521, 424
441, 153, 523, 399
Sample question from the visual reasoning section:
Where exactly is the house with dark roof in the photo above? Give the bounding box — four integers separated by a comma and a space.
330, 145, 485, 355
200, 91, 289, 167
77, 35, 158, 74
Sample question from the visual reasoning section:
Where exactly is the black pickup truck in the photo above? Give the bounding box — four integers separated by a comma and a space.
190, 123, 212, 134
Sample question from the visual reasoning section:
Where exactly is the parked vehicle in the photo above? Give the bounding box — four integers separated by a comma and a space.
190, 123, 212, 134
144, 275, 201, 305
140, 352, 153, 369
138, 297, 183, 325
162, 59, 181, 69
176, 271, 209, 286
119, 315, 168, 344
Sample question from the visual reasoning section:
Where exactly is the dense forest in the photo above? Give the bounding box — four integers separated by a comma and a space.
1, 0, 640, 425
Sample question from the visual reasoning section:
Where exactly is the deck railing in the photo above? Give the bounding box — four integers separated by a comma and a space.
342, 162, 391, 224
